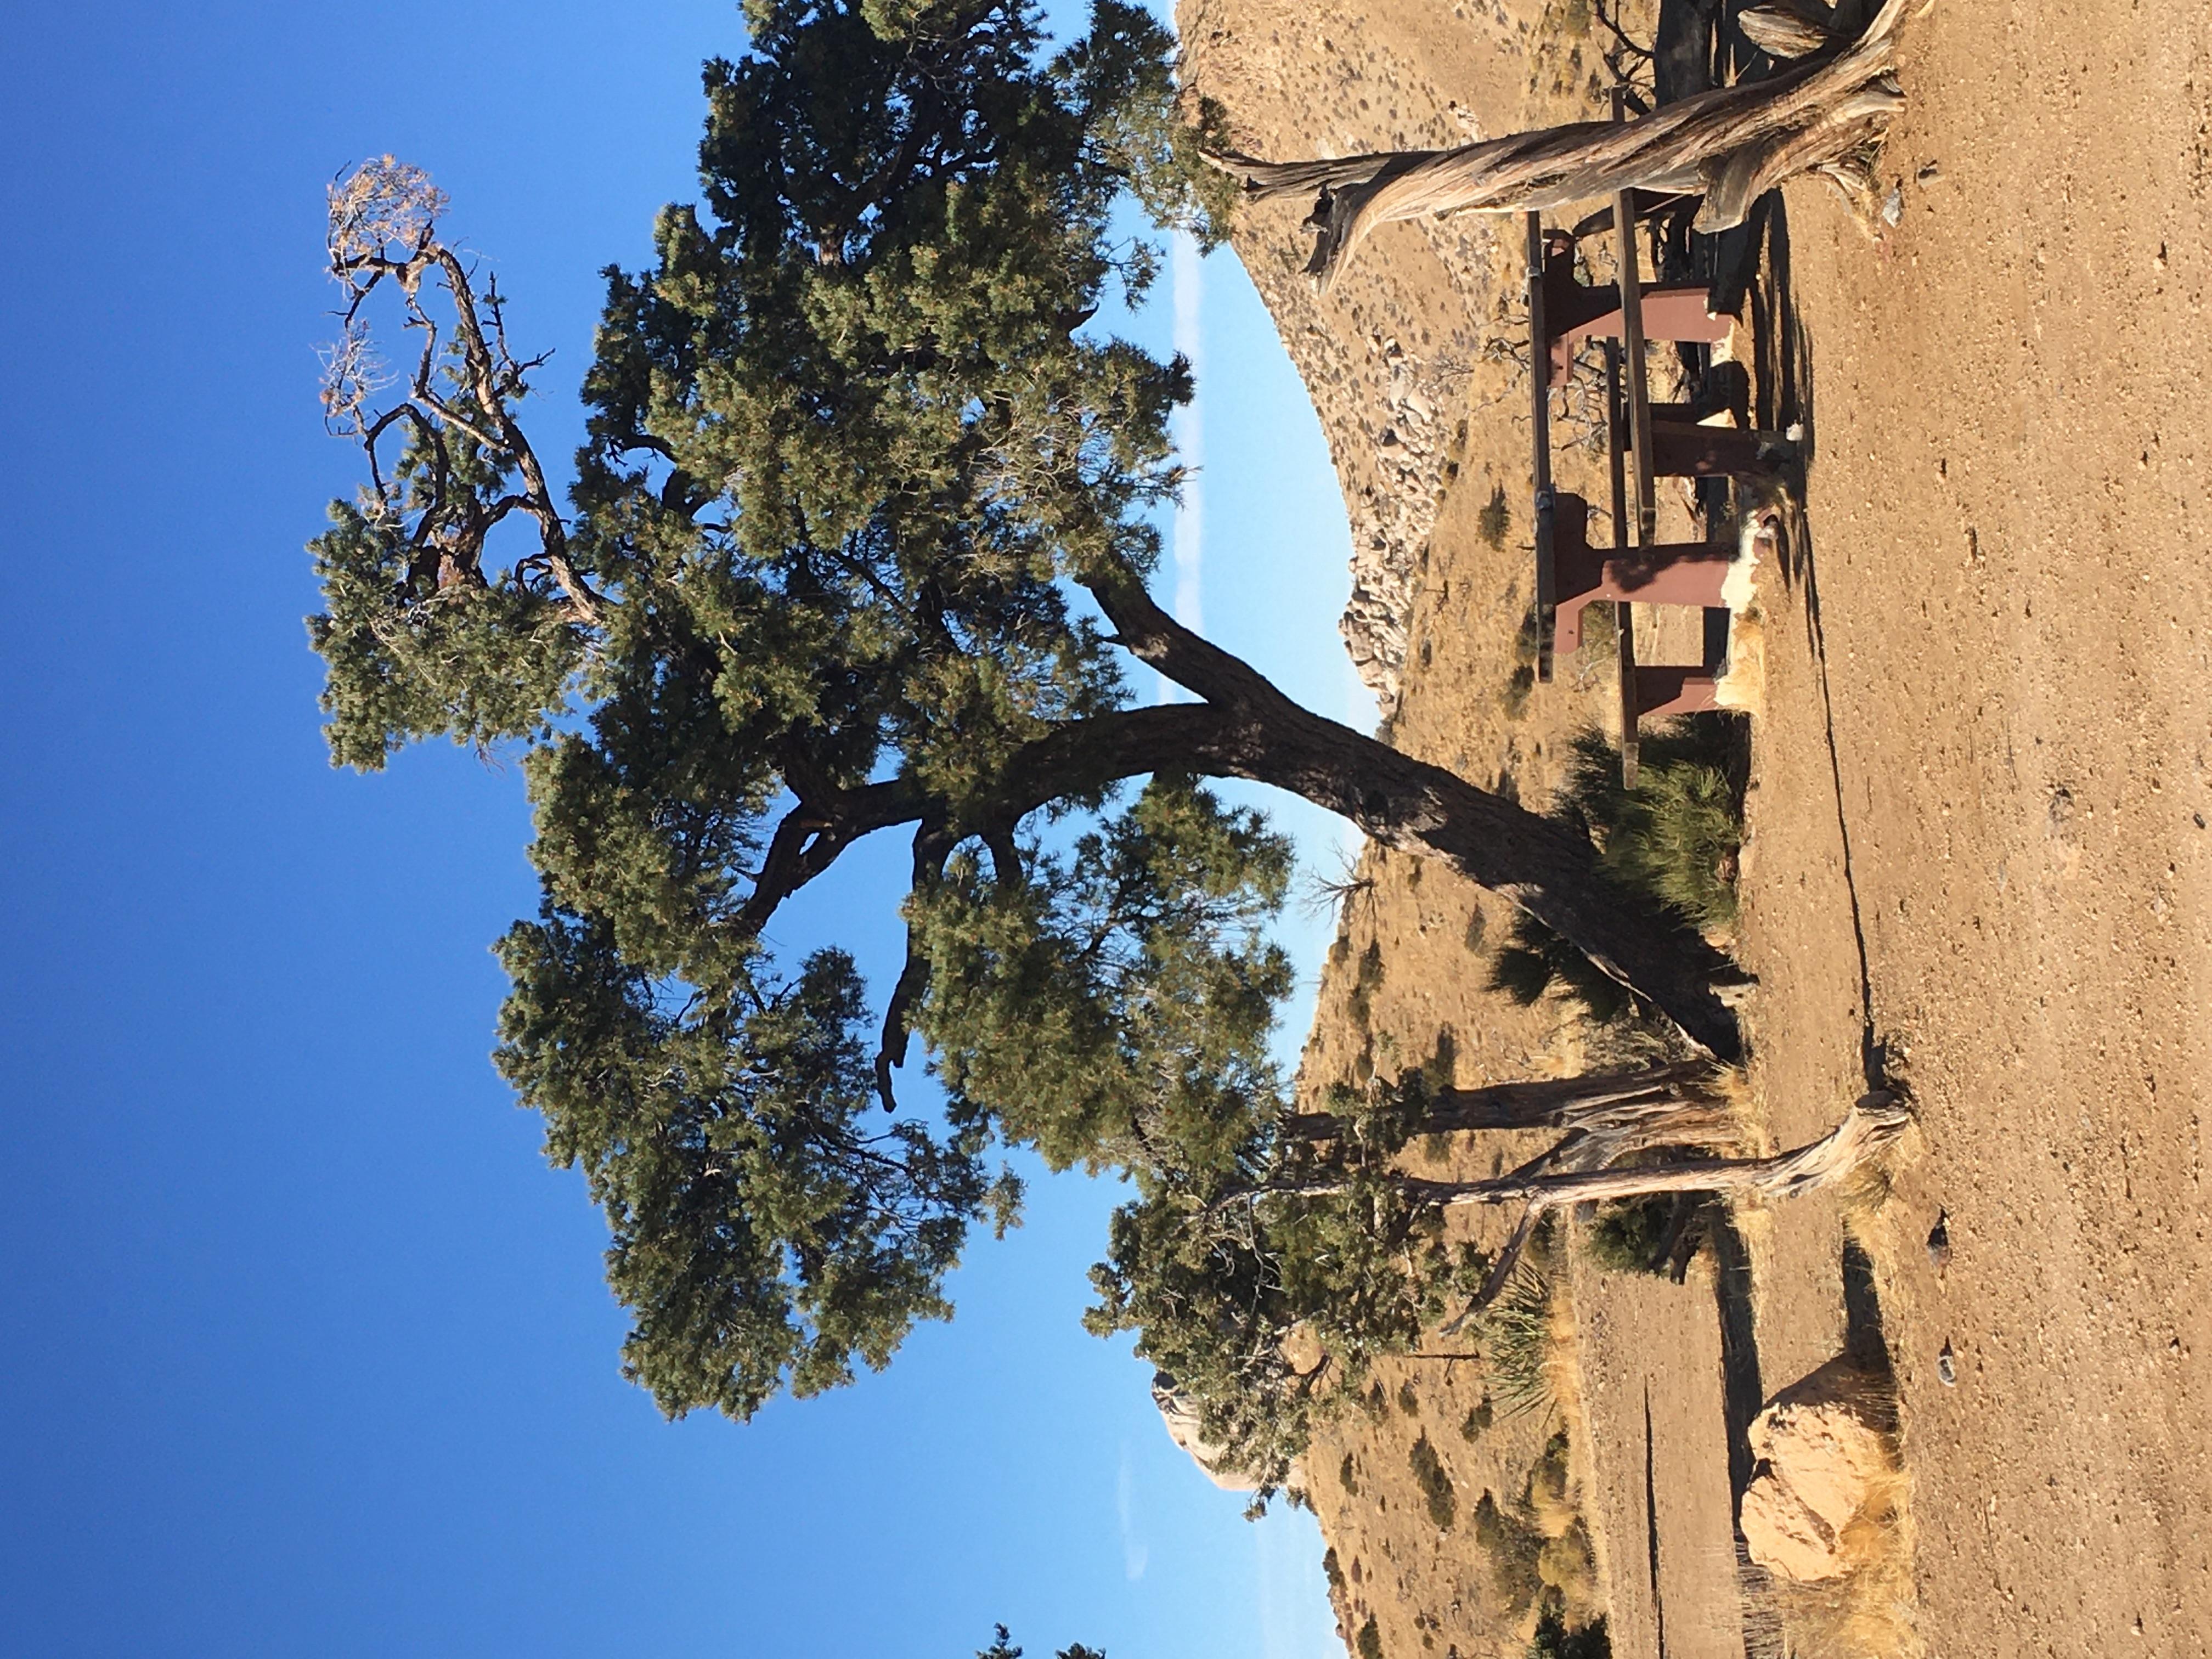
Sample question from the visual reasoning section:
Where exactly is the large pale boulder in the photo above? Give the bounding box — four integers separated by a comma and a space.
1151, 1373, 1261, 1492
1739, 1359, 1897, 1583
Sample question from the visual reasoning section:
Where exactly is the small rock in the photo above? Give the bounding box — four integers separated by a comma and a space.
1917, 160, 1942, 183
1926, 1210, 1952, 1278
1881, 184, 1905, 226
1937, 1340, 1958, 1387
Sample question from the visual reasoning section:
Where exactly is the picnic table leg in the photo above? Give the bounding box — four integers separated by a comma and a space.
1634, 667, 1723, 718
1528, 211, 1557, 685
1649, 419, 1798, 479
1613, 86, 1650, 786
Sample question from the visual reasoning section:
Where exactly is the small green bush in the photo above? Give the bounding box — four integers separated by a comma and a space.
1397, 1378, 1421, 1417
1339, 1452, 1360, 1496
1584, 1195, 1681, 1275
1479, 484, 1511, 549
1357, 1615, 1385, 1659
1459, 1395, 1494, 1440
1527, 1609, 1610, 1658
1480, 1265, 1556, 1418
1555, 729, 1745, 931
1487, 913, 1634, 1026
1408, 1434, 1457, 1530
1347, 940, 1387, 1026
1471, 1491, 1546, 1611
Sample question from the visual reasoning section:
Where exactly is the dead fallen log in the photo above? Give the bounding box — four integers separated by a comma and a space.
1207, 0, 1906, 288
1238, 1090, 1910, 1212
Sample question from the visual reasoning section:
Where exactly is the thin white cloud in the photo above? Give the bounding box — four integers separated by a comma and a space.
1116, 1440, 1150, 1581
1255, 1509, 1341, 1659
1158, 230, 1205, 704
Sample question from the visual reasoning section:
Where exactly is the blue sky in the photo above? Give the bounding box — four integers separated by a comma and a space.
0, 4, 1372, 1655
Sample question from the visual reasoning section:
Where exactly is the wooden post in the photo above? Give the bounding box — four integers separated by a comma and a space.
1610, 341, 1640, 789
1527, 211, 1556, 684
1610, 89, 1646, 787
1612, 92, 1656, 548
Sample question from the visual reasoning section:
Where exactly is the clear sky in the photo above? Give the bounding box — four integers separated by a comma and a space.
0, 3, 1373, 1655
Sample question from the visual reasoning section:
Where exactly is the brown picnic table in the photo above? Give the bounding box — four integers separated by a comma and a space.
1523, 112, 1787, 783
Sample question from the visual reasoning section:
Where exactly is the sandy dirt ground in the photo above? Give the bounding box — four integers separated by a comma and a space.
1186, 0, 2212, 1656
1735, 3, 2212, 1649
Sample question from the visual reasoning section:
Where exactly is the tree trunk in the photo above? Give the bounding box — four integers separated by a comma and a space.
1281, 1060, 1719, 1141
1207, 0, 1906, 287
1255, 1091, 1909, 1212
1065, 575, 1747, 1059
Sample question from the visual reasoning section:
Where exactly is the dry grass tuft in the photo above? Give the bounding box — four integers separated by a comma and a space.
1764, 1454, 1925, 1659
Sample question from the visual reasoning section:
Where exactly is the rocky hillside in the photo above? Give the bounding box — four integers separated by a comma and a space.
1177, 0, 1618, 711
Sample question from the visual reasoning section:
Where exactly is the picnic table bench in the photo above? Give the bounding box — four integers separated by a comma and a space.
1525, 101, 1771, 783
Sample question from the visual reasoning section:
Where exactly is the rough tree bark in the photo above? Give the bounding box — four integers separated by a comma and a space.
1206, 0, 1906, 287
1281, 1060, 1720, 1141
1246, 1090, 1909, 1212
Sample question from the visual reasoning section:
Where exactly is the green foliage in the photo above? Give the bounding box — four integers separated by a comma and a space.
1555, 730, 1744, 930
1527, 1610, 1610, 1659
1471, 1491, 1547, 1612
308, 503, 582, 770
496, 923, 1016, 1418
1583, 1195, 1684, 1276
975, 1624, 1105, 1659
1460, 1394, 1494, 1440
1356, 1615, 1385, 1659
1480, 1264, 1557, 1418
1488, 726, 1744, 1020
1346, 939, 1387, 1027
1408, 1432, 1457, 1529
306, 1, 1266, 1426
915, 777, 1292, 1173
1084, 1081, 1493, 1502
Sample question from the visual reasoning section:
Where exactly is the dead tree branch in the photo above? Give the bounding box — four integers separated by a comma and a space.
1208, 0, 1908, 288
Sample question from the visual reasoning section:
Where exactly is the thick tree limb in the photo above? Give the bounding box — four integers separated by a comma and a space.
1281, 1061, 1719, 1141
875, 825, 954, 1111
1209, 0, 1907, 287
1249, 1091, 1909, 1211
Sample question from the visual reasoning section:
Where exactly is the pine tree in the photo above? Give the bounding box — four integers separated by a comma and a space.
307, 0, 1741, 1423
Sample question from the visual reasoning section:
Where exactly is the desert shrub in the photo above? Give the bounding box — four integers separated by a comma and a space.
1459, 1395, 1494, 1440
1323, 1548, 1345, 1595
1397, 1378, 1421, 1417
1357, 1615, 1385, 1659
1501, 603, 1544, 715
1538, 1522, 1599, 1613
1526, 1609, 1610, 1658
1525, 1430, 1575, 1535
1471, 1491, 1546, 1611
1555, 728, 1745, 931
1408, 1434, 1458, 1530
1339, 1452, 1360, 1496
1347, 940, 1387, 1027
1478, 484, 1511, 548
1481, 1264, 1558, 1418
1583, 1195, 1680, 1275
1488, 913, 1635, 1026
